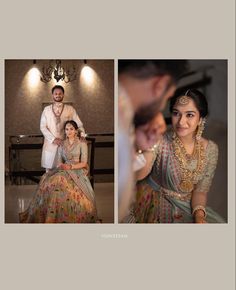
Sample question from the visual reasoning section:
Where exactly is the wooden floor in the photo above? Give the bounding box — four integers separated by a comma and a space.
5, 183, 114, 223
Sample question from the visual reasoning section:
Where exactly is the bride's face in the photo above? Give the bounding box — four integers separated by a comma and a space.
65, 123, 77, 138
171, 98, 201, 139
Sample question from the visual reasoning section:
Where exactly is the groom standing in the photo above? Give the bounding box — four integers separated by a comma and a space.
40, 85, 85, 171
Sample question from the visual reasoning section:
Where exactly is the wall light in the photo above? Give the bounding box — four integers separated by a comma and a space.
81, 61, 95, 85
28, 61, 40, 88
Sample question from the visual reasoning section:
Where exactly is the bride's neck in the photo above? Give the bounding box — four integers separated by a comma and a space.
178, 134, 195, 146
68, 136, 75, 143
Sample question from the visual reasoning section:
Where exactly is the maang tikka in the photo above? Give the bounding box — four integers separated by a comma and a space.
176, 89, 191, 105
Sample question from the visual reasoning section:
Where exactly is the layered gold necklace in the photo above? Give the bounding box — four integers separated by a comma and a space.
172, 135, 206, 192
52, 103, 64, 125
63, 137, 78, 160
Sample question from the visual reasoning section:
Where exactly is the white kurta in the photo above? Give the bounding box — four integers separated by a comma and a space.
40, 104, 85, 169
118, 86, 136, 221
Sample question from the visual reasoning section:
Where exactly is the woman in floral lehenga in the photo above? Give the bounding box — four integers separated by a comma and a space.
19, 120, 98, 223
127, 89, 225, 223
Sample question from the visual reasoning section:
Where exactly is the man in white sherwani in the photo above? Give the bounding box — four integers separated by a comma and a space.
40, 85, 85, 170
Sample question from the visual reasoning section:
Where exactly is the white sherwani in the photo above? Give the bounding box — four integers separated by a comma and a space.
40, 104, 85, 169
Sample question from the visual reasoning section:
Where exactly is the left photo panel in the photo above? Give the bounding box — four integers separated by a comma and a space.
5, 59, 114, 223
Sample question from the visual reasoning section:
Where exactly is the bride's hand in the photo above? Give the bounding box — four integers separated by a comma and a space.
57, 163, 63, 169
135, 112, 166, 151
58, 163, 70, 170
194, 208, 207, 223
195, 215, 207, 223
195, 218, 207, 223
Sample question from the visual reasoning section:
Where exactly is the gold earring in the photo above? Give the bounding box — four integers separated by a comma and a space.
196, 118, 206, 141
172, 129, 176, 139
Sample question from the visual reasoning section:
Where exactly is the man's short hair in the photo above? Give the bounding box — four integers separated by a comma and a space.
118, 60, 189, 83
52, 85, 64, 94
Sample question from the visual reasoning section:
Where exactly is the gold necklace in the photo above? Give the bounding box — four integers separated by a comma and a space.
64, 137, 78, 160
172, 135, 205, 192
52, 103, 64, 125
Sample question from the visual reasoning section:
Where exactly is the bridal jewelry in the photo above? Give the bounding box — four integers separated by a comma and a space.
196, 118, 206, 141
172, 129, 176, 139
192, 205, 207, 217
137, 143, 158, 154
64, 137, 78, 160
172, 134, 206, 192
176, 95, 190, 105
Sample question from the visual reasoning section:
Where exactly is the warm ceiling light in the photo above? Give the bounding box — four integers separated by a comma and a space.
40, 60, 77, 83
28, 67, 40, 87
81, 65, 95, 85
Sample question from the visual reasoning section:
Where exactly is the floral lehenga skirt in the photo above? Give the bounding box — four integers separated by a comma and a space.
19, 169, 98, 223
128, 181, 225, 223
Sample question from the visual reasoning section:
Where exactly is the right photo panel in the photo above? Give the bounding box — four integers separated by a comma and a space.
118, 59, 227, 224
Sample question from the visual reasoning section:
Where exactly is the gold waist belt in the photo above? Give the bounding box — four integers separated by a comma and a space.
160, 187, 192, 201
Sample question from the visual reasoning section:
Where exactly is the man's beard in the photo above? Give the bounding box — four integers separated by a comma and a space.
134, 98, 163, 128
54, 98, 63, 102
134, 79, 175, 128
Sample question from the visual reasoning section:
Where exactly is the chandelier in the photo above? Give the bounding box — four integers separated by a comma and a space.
40, 60, 77, 83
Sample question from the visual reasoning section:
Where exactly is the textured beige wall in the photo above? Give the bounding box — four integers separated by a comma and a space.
5, 59, 114, 134
5, 59, 114, 170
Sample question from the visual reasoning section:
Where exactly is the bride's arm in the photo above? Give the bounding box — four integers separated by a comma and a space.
71, 141, 88, 170
191, 191, 207, 223
135, 144, 159, 181
191, 141, 219, 223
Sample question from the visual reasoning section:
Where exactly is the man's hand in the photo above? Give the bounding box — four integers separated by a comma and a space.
80, 132, 87, 141
53, 138, 62, 146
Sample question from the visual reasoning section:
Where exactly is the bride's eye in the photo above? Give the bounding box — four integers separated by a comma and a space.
172, 111, 179, 116
186, 113, 194, 118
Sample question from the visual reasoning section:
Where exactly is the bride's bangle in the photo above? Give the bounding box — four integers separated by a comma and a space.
192, 205, 207, 218
137, 143, 158, 154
